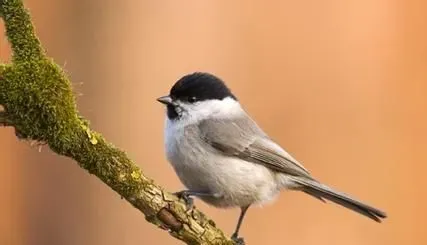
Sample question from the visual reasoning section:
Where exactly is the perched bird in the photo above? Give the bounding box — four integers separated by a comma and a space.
157, 72, 386, 244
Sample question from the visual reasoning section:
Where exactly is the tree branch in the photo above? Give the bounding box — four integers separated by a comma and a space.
0, 0, 235, 244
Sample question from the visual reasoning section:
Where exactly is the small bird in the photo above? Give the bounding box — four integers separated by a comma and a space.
157, 72, 386, 244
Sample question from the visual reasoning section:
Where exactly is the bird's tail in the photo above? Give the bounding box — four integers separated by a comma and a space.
289, 176, 387, 222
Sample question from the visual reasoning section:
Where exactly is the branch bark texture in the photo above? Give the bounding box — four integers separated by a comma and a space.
0, 0, 234, 244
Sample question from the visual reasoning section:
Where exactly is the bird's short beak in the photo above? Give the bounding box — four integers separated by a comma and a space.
157, 95, 173, 105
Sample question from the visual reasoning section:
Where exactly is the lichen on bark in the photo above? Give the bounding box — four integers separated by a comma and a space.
0, 0, 234, 244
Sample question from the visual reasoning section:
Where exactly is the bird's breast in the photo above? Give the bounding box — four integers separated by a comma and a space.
164, 119, 206, 172
164, 118, 281, 208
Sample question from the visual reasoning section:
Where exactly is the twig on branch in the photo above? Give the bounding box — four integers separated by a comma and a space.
0, 0, 235, 244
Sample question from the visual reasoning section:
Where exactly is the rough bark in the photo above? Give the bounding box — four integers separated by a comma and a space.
0, 0, 234, 244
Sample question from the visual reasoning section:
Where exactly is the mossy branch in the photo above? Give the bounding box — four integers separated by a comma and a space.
0, 0, 235, 244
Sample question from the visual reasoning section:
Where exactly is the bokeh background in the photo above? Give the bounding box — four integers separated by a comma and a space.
1, 0, 426, 244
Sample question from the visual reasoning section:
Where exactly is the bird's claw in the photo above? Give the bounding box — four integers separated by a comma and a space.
174, 191, 194, 211
231, 233, 245, 245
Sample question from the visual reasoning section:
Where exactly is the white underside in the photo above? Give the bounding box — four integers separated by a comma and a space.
164, 98, 296, 207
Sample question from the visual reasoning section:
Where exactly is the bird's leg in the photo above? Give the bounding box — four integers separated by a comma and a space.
174, 190, 213, 210
231, 205, 250, 245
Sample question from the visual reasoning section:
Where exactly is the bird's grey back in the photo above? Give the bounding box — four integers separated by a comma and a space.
198, 112, 312, 178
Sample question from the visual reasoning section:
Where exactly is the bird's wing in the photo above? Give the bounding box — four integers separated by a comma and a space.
198, 116, 312, 178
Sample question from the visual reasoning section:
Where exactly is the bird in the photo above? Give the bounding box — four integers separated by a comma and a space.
157, 72, 386, 244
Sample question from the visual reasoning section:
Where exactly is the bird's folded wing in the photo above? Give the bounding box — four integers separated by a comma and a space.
198, 117, 312, 178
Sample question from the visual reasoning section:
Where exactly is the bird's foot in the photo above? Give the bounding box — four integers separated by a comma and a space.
174, 190, 194, 211
231, 233, 245, 245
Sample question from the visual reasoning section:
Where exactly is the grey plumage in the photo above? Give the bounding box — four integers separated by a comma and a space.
198, 115, 386, 222
199, 117, 311, 177
160, 72, 386, 243
289, 176, 386, 222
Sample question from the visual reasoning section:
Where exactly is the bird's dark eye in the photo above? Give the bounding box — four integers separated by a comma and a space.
188, 96, 197, 103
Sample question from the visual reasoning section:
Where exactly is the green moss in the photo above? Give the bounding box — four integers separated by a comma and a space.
0, 0, 156, 203
0, 0, 235, 244
0, 59, 79, 143
1, 0, 44, 62
0, 0, 147, 202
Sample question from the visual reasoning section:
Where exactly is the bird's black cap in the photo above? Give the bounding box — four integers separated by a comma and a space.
170, 72, 236, 103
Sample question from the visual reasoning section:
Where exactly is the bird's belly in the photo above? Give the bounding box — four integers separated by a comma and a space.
165, 128, 280, 207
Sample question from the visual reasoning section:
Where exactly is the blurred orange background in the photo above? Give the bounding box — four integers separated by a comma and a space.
1, 1, 426, 245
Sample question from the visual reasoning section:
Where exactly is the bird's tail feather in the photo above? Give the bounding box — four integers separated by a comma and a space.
289, 176, 387, 222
